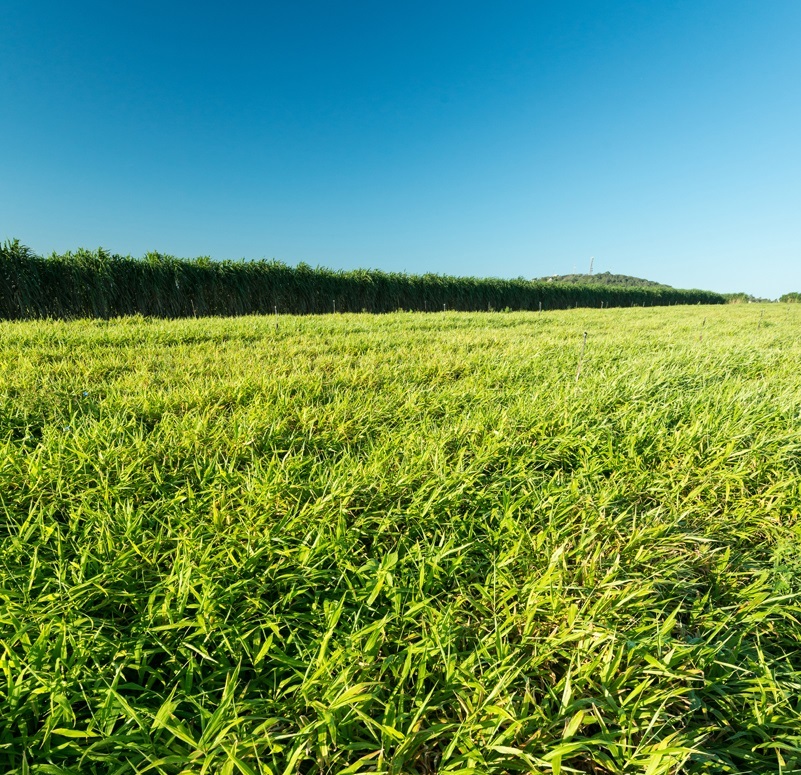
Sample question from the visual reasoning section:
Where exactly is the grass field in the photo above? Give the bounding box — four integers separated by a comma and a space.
1, 305, 800, 774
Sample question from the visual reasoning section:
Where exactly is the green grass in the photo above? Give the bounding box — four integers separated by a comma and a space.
1, 304, 800, 773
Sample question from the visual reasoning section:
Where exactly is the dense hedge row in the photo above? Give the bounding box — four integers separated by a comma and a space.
0, 240, 725, 319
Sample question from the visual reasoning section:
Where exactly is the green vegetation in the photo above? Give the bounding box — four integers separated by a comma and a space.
2, 305, 800, 773
0, 240, 724, 320
722, 293, 774, 304
780, 292, 801, 303
536, 271, 670, 288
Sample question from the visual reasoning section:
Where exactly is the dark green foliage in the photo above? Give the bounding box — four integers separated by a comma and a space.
780, 292, 801, 303
0, 240, 725, 320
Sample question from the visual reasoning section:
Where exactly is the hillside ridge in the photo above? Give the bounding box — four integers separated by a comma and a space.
537, 271, 670, 288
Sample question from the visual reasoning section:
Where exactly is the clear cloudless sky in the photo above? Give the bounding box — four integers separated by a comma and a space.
2, 0, 800, 297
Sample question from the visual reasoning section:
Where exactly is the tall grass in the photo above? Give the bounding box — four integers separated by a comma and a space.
0, 240, 724, 320
1, 304, 799, 773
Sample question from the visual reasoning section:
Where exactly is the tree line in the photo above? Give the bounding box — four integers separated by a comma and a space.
0, 240, 726, 320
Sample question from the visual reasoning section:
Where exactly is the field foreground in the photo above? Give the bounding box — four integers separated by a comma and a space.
1, 305, 800, 773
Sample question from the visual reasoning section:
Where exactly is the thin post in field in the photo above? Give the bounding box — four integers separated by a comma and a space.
575, 331, 588, 383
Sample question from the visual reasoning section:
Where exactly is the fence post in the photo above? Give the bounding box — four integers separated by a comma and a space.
575, 332, 588, 383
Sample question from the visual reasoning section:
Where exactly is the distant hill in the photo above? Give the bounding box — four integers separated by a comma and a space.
536, 271, 671, 288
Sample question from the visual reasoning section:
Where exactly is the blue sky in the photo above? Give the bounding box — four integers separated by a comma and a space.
2, 1, 799, 297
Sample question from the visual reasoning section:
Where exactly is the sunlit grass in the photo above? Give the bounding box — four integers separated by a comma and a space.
1, 304, 800, 773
